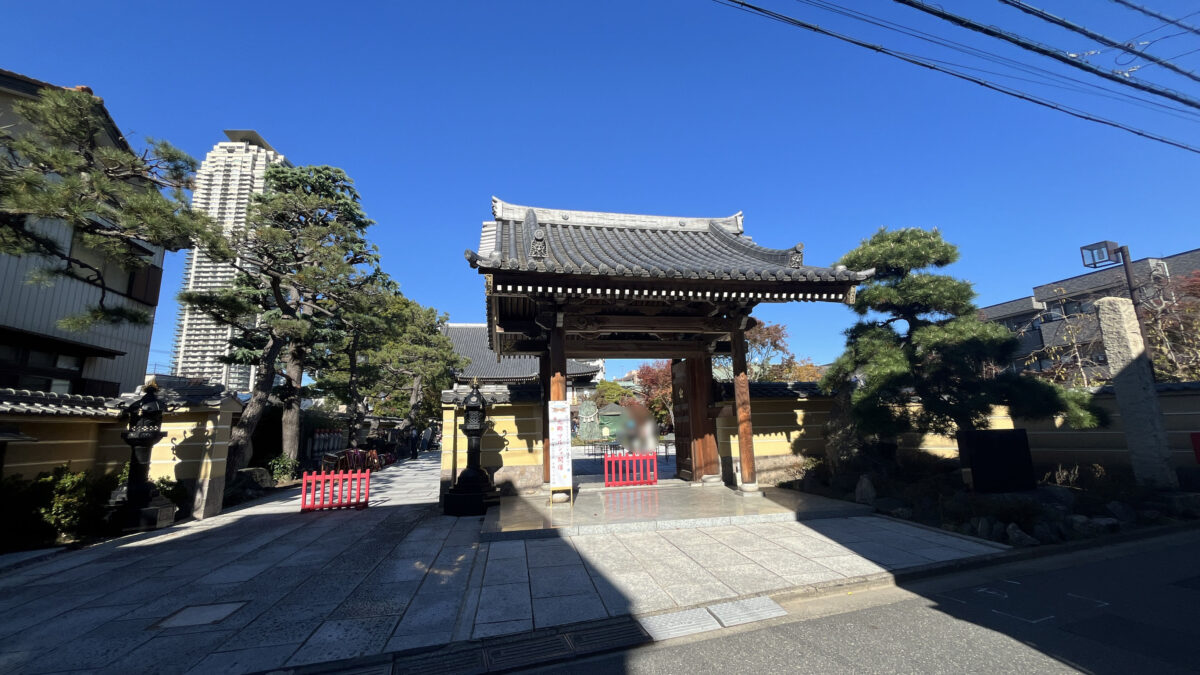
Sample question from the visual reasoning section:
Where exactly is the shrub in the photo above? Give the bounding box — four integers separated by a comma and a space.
153, 476, 189, 512
268, 455, 300, 483
39, 467, 92, 536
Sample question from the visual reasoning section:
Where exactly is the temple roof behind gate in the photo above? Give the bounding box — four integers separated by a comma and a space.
466, 197, 873, 283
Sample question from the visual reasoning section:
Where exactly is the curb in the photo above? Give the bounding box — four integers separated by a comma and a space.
774, 518, 1200, 605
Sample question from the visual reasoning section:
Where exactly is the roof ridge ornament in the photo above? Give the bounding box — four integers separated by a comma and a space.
788, 243, 805, 268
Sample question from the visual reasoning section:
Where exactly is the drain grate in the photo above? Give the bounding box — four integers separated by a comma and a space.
484, 634, 573, 671
567, 618, 652, 655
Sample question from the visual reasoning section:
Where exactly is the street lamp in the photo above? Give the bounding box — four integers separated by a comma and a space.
443, 382, 494, 516
1079, 240, 1155, 366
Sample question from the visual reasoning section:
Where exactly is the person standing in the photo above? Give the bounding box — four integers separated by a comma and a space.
408, 425, 419, 460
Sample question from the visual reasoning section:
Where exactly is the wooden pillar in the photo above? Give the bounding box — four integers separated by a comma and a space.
690, 356, 721, 485
549, 322, 567, 402
732, 327, 758, 492
540, 352, 551, 485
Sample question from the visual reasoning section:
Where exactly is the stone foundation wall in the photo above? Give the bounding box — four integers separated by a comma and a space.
440, 465, 543, 497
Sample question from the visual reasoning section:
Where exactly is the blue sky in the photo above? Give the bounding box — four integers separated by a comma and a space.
5, 1, 1197, 378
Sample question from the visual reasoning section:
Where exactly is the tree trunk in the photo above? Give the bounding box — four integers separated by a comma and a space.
346, 334, 362, 449
227, 335, 285, 484
281, 343, 305, 461
406, 373, 423, 421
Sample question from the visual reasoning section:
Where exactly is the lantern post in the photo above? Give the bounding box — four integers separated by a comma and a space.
444, 382, 494, 516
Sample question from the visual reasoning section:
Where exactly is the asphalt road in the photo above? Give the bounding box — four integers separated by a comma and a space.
532, 529, 1200, 674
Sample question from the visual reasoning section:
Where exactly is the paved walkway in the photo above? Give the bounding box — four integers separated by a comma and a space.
0, 454, 1004, 674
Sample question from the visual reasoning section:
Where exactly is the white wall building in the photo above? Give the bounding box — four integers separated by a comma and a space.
172, 131, 287, 391
0, 69, 164, 396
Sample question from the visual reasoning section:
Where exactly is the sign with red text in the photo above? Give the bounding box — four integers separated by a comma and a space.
548, 401, 572, 489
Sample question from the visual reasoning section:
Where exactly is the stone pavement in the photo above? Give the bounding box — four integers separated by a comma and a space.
0, 453, 1005, 674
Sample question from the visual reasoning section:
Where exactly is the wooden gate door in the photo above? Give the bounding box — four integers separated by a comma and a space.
670, 359, 694, 481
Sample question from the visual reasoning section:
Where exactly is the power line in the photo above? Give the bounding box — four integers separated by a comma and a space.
889, 0, 1200, 112
790, 0, 1200, 121
712, 0, 1200, 155
997, 0, 1200, 84
1109, 0, 1200, 37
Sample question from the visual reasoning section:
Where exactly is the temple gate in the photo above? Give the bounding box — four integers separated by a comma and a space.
465, 198, 871, 493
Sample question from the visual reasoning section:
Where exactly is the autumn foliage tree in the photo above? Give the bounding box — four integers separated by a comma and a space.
633, 360, 673, 424
715, 321, 822, 381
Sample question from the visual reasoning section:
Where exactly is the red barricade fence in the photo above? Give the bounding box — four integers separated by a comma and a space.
301, 470, 371, 512
604, 453, 658, 487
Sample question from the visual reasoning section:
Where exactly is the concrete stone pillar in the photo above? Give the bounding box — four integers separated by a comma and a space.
1095, 297, 1178, 489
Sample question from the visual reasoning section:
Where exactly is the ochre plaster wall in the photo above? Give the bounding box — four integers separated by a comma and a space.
1, 402, 235, 518
440, 401, 544, 495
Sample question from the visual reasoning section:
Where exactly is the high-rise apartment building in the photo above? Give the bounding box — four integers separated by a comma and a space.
172, 130, 287, 391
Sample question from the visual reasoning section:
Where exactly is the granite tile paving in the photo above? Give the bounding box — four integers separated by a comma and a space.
0, 452, 1006, 672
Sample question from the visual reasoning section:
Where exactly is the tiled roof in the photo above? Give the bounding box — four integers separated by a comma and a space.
0, 389, 118, 418
465, 198, 873, 283
111, 376, 232, 409
715, 381, 824, 400
441, 383, 543, 405
445, 323, 600, 383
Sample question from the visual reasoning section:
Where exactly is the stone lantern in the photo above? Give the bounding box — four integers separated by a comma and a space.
443, 383, 494, 516
108, 381, 176, 531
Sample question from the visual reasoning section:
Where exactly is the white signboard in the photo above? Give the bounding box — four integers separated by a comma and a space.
548, 401, 573, 489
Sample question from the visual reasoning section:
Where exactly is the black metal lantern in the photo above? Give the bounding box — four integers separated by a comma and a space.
444, 383, 494, 516
462, 386, 487, 434
108, 381, 175, 531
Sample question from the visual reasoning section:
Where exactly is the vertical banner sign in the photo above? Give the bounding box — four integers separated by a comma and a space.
548, 401, 572, 489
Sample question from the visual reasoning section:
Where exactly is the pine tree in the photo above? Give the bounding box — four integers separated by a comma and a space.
0, 88, 221, 328
311, 279, 463, 443
822, 228, 1100, 444
180, 164, 378, 474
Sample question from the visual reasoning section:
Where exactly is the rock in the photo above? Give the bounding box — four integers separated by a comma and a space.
1032, 521, 1061, 544
1162, 493, 1200, 518
989, 521, 1007, 541
1067, 513, 1090, 531
890, 507, 913, 519
854, 475, 876, 506
239, 467, 275, 489
1066, 513, 1099, 538
1106, 501, 1137, 523
1138, 509, 1163, 523
1036, 484, 1077, 509
1006, 523, 1041, 547
1089, 517, 1121, 533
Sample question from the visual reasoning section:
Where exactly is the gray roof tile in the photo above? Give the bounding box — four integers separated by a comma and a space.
466, 198, 873, 283
0, 389, 118, 418
445, 323, 599, 383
